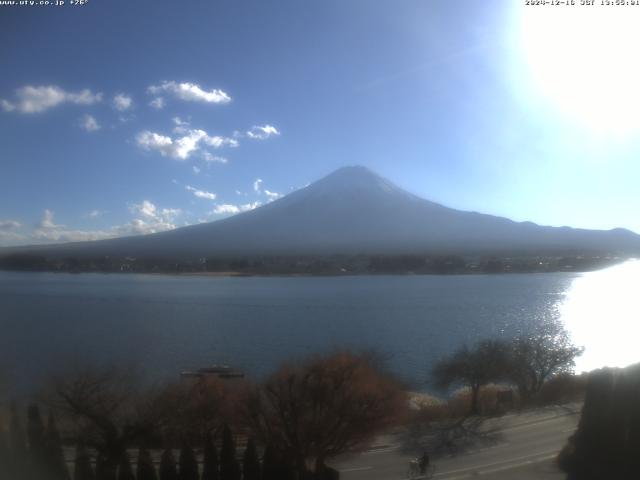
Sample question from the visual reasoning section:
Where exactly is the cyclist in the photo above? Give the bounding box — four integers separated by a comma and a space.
419, 450, 430, 475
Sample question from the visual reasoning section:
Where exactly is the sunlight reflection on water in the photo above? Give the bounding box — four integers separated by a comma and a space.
560, 259, 640, 373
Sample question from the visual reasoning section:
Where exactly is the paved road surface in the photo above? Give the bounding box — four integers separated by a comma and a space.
332, 404, 580, 480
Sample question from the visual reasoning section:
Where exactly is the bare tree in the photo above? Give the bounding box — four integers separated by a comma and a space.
153, 376, 237, 444
46, 365, 165, 476
507, 319, 583, 402
243, 351, 406, 477
432, 339, 509, 415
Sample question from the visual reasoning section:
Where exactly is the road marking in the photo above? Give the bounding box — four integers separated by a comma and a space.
466, 442, 510, 454
432, 450, 558, 479
436, 454, 557, 479
363, 447, 399, 455
339, 466, 373, 473
472, 454, 556, 477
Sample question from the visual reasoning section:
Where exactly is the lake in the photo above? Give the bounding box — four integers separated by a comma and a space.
1, 261, 638, 394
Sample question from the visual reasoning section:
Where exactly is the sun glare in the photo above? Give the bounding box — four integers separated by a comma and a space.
521, 5, 640, 134
560, 259, 640, 373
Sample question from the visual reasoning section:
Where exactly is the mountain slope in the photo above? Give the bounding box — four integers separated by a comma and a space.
6, 166, 640, 258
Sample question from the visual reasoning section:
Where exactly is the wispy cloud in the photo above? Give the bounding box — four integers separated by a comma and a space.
0, 220, 26, 243
39, 209, 61, 229
1, 85, 102, 114
113, 93, 132, 111
247, 124, 280, 140
0, 219, 21, 230
136, 128, 238, 160
87, 210, 104, 218
172, 116, 190, 134
252, 178, 282, 201
79, 114, 100, 132
147, 81, 231, 105
0, 231, 25, 243
202, 152, 228, 164
186, 185, 216, 200
149, 97, 165, 109
0, 219, 24, 242
203, 135, 238, 149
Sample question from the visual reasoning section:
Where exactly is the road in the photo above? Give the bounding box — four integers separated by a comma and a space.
332, 404, 580, 480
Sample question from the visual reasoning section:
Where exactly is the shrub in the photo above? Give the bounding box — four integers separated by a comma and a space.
159, 448, 178, 480
536, 373, 587, 405
201, 432, 219, 480
178, 445, 199, 480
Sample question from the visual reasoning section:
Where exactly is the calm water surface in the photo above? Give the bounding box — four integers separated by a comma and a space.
1, 263, 637, 393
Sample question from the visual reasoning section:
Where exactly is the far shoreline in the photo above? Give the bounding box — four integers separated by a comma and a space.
0, 263, 625, 279
0, 251, 630, 277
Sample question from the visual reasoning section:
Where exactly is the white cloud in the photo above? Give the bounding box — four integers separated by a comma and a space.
136, 128, 237, 161
247, 124, 280, 140
192, 166, 201, 175
124, 200, 181, 234
174, 130, 208, 159
130, 200, 179, 221
136, 131, 174, 156
1, 100, 15, 112
186, 185, 216, 200
79, 114, 100, 132
88, 210, 103, 218
39, 209, 61, 229
147, 81, 231, 105
212, 202, 261, 215
0, 230, 26, 244
0, 219, 24, 243
0, 219, 21, 230
264, 189, 282, 201
149, 97, 165, 109
172, 116, 190, 134
202, 152, 228, 164
202, 135, 239, 149
32, 228, 112, 243
213, 204, 241, 215
2, 203, 183, 246
1, 85, 102, 114
252, 178, 282, 202
33, 209, 113, 243
113, 93, 132, 111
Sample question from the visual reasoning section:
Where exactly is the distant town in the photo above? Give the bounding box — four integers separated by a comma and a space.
0, 252, 623, 275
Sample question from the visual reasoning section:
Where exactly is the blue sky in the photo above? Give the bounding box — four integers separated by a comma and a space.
2, 0, 640, 245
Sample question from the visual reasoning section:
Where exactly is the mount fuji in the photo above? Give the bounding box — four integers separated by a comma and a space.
5, 166, 640, 259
